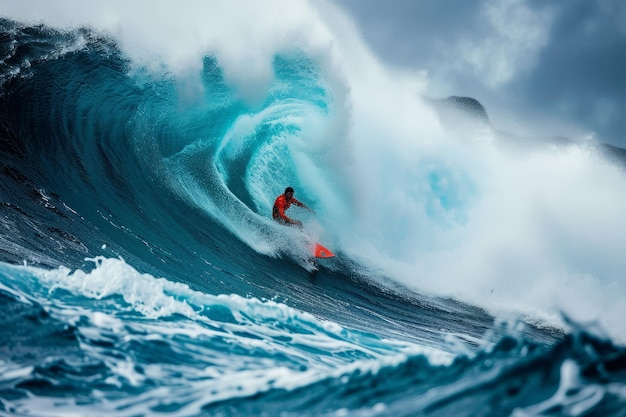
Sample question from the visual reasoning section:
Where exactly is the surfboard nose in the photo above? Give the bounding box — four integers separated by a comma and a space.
313, 243, 335, 258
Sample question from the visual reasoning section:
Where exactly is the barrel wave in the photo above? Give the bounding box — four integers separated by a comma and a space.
1, 20, 336, 274
1, 5, 626, 416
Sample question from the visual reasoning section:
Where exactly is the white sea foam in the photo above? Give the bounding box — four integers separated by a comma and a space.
2, 257, 443, 360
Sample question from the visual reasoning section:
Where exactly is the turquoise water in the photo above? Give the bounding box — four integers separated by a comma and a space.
1, 15, 625, 416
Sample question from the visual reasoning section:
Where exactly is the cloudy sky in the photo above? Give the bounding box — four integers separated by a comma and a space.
2, 0, 623, 147
333, 0, 626, 148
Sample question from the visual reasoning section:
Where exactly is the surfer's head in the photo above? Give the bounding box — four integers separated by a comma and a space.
285, 187, 294, 195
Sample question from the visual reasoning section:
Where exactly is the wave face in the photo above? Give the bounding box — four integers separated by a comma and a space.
1, 4, 626, 416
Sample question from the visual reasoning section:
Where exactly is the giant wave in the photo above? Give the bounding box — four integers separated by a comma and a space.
1, 1, 626, 415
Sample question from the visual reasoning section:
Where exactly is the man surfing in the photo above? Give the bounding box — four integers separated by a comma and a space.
272, 186, 335, 263
272, 186, 313, 227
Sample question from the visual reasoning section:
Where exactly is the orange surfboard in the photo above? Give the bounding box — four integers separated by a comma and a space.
313, 242, 335, 258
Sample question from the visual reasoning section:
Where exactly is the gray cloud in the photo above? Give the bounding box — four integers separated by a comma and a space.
334, 0, 626, 147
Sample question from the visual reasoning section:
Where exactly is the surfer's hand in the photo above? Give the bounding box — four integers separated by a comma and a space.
292, 220, 303, 227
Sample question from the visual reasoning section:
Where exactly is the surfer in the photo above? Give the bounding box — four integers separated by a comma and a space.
272, 186, 312, 227
273, 187, 334, 262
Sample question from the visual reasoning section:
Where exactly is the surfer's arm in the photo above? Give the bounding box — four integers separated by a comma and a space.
292, 198, 314, 213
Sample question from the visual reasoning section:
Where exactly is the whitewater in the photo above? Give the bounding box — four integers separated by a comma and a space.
1, 1, 625, 416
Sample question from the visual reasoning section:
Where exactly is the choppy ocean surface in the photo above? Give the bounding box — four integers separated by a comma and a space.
1, 3, 626, 416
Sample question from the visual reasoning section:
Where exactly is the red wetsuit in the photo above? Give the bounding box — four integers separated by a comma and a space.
272, 193, 304, 224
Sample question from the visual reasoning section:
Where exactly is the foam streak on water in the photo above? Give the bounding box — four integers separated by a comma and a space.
0, 258, 450, 416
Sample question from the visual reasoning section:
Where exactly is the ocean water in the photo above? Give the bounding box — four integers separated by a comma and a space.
1, 2, 626, 416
